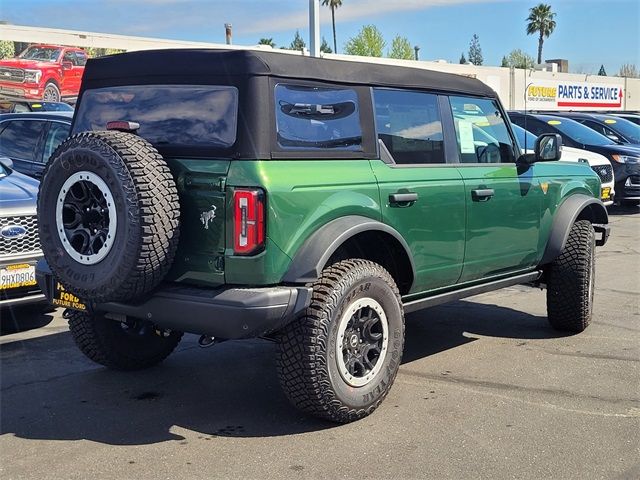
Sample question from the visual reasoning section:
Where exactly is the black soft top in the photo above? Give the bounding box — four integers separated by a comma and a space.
81, 48, 495, 97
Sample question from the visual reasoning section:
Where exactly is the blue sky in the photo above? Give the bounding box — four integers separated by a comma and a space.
3, 0, 639, 74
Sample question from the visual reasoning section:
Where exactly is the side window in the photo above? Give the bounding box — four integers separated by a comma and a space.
63, 51, 76, 65
523, 118, 551, 137
42, 122, 70, 163
372, 88, 445, 165
75, 52, 88, 67
582, 120, 606, 136
0, 120, 47, 161
275, 84, 362, 151
449, 96, 516, 163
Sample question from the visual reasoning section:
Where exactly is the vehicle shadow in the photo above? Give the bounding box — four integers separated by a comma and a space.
607, 203, 640, 216
1, 300, 557, 445
0, 304, 55, 335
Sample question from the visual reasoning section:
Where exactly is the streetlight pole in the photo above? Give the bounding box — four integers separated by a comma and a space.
309, 0, 320, 57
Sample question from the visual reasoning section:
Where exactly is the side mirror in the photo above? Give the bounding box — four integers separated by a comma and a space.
0, 156, 14, 169
535, 133, 562, 162
62, 61, 73, 70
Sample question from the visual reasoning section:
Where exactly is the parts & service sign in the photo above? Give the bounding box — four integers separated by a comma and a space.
526, 80, 623, 110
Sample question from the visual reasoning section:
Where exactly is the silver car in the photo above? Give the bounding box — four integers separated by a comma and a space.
0, 156, 45, 307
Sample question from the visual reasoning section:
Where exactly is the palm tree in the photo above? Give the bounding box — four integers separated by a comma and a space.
322, 0, 343, 54
526, 3, 557, 64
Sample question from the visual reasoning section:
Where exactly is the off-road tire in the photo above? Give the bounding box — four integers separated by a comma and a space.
38, 131, 180, 303
67, 310, 183, 370
546, 220, 596, 332
276, 259, 405, 423
42, 81, 61, 102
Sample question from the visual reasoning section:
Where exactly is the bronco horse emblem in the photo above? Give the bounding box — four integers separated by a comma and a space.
199, 205, 217, 230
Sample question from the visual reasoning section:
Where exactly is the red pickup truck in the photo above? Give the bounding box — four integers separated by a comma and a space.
0, 44, 87, 103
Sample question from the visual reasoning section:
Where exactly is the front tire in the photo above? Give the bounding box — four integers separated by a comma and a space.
67, 310, 183, 370
43, 81, 61, 102
276, 259, 405, 423
546, 220, 596, 332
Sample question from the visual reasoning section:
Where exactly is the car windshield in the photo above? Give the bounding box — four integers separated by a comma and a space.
73, 85, 239, 149
543, 117, 613, 146
512, 124, 538, 151
19, 46, 62, 62
600, 116, 640, 143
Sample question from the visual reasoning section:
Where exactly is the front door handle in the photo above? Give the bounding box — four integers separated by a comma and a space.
389, 192, 418, 206
471, 188, 495, 202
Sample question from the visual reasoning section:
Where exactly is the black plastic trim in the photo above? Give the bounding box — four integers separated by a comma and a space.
539, 194, 609, 265
282, 215, 416, 285
403, 270, 542, 313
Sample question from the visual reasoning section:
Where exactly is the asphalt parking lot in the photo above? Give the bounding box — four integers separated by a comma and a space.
1, 205, 638, 480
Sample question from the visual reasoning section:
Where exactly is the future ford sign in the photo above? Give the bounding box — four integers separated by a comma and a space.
526, 80, 624, 110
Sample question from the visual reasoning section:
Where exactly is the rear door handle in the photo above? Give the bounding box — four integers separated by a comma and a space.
471, 188, 495, 202
389, 192, 418, 206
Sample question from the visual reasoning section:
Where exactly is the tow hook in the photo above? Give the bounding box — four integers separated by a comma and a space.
198, 335, 224, 348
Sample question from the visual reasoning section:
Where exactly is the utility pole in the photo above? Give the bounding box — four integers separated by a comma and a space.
309, 0, 320, 57
224, 23, 232, 45
414, 45, 420, 61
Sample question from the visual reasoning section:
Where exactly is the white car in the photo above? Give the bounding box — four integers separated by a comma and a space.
513, 124, 615, 206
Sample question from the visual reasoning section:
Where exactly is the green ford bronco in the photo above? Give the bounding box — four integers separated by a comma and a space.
36, 50, 610, 423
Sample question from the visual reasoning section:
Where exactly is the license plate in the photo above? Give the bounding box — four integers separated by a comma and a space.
601, 187, 611, 201
51, 280, 87, 311
0, 263, 36, 290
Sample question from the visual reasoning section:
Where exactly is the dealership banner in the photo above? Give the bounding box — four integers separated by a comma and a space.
525, 80, 624, 110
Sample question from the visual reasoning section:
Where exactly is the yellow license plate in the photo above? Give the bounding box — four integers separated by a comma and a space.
51, 281, 87, 311
0, 263, 36, 290
601, 187, 611, 200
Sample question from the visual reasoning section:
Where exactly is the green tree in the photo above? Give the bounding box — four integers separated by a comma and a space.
502, 49, 535, 69
388, 35, 413, 60
597, 64, 607, 76
289, 30, 306, 52
460, 52, 468, 64
344, 25, 385, 57
0, 40, 15, 59
617, 64, 639, 78
320, 36, 333, 54
526, 3, 557, 64
322, 0, 343, 54
501, 55, 508, 67
258, 38, 276, 48
468, 34, 483, 65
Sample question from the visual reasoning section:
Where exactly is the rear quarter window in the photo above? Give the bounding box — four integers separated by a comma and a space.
73, 85, 239, 148
275, 84, 362, 151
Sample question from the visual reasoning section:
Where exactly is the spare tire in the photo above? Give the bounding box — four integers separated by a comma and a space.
38, 130, 180, 303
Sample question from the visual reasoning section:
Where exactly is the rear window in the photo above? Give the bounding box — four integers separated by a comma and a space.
73, 85, 239, 148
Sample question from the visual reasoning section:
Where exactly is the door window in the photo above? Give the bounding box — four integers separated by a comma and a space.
372, 88, 445, 164
274, 84, 362, 151
0, 120, 47, 161
42, 122, 70, 163
449, 96, 516, 163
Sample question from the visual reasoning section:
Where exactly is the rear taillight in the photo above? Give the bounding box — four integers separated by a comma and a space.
233, 188, 265, 255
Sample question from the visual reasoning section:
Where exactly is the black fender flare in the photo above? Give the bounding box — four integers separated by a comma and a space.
282, 215, 416, 285
539, 194, 608, 265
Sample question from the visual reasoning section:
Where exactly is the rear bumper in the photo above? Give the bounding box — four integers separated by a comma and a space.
36, 260, 312, 339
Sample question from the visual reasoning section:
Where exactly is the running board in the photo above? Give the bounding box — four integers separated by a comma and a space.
403, 271, 543, 314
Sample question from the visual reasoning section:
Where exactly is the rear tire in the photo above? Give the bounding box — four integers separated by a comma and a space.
546, 220, 596, 332
67, 310, 183, 370
276, 259, 405, 423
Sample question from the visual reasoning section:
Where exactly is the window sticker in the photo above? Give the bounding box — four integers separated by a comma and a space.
458, 120, 476, 154
604, 119, 617, 124
548, 120, 561, 125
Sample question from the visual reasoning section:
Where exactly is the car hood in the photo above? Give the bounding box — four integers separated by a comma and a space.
561, 146, 610, 166
0, 170, 39, 216
0, 58, 57, 69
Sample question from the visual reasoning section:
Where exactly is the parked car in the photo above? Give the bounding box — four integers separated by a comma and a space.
0, 100, 73, 113
611, 112, 640, 126
36, 49, 609, 423
0, 44, 87, 103
512, 124, 615, 205
509, 112, 640, 204
0, 111, 73, 178
549, 112, 640, 146
0, 157, 45, 308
